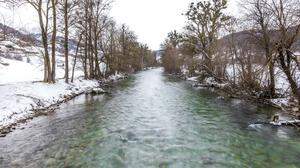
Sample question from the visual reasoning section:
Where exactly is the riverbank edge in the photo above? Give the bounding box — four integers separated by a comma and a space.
168, 73, 299, 124
0, 75, 128, 137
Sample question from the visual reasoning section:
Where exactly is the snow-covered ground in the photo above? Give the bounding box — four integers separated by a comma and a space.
225, 64, 299, 109
181, 63, 299, 111
0, 63, 126, 132
0, 78, 99, 130
0, 56, 83, 84
0, 51, 94, 130
0, 51, 129, 131
0, 53, 128, 131
0, 39, 128, 132
225, 64, 300, 94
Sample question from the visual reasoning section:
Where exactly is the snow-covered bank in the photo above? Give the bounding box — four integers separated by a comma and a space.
0, 38, 130, 135
0, 44, 97, 133
0, 72, 127, 135
183, 71, 299, 118
0, 78, 99, 133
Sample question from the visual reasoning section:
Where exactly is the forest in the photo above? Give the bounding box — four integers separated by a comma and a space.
1, 0, 157, 83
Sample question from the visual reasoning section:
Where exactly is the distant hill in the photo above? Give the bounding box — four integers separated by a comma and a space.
32, 33, 78, 54
0, 23, 38, 46
217, 26, 300, 64
220, 27, 300, 51
0, 23, 79, 61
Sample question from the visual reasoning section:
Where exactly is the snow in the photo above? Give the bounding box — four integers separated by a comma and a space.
0, 53, 129, 131
181, 66, 189, 76
0, 57, 43, 84
270, 98, 290, 108
109, 71, 126, 81
0, 78, 99, 130
270, 120, 300, 126
0, 43, 127, 131
99, 62, 107, 75
187, 76, 199, 82
225, 64, 300, 96
180, 61, 299, 111
0, 56, 128, 131
0, 56, 83, 85
92, 87, 106, 94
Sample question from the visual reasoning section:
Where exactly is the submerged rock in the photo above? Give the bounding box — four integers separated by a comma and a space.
45, 158, 56, 166
272, 115, 280, 122
54, 149, 67, 160
11, 159, 23, 167
248, 124, 264, 131
120, 135, 128, 143
126, 132, 138, 141
0, 128, 11, 137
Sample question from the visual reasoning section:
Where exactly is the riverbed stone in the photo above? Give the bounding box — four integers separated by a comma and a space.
126, 132, 138, 141
45, 158, 56, 166
55, 149, 67, 160
292, 107, 299, 112
11, 159, 23, 166
111, 155, 125, 167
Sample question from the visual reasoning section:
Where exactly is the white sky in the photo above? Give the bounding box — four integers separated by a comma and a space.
0, 0, 240, 50
111, 0, 239, 50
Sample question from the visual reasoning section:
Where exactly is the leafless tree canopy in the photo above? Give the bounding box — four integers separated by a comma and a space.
1, 0, 157, 83
161, 0, 300, 107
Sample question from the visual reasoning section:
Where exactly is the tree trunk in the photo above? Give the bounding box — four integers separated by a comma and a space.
88, 18, 94, 79
51, 0, 57, 83
38, 4, 51, 83
71, 34, 83, 83
64, 0, 69, 83
94, 26, 101, 79
278, 48, 300, 105
83, 3, 89, 79
269, 59, 276, 97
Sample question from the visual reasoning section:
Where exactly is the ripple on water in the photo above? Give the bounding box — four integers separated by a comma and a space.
1, 69, 300, 168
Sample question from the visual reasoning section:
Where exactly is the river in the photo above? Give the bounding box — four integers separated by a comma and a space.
1, 68, 300, 168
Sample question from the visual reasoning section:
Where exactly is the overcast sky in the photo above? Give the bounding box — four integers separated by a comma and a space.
0, 0, 240, 50
111, 0, 239, 50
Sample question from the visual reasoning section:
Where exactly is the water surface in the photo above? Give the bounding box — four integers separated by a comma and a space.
1, 68, 300, 168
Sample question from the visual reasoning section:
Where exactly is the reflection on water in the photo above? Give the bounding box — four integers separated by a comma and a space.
1, 68, 300, 168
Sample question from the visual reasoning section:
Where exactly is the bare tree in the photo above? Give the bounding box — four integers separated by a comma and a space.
268, 0, 300, 104
50, 0, 57, 82
62, 0, 70, 83
185, 0, 229, 78
6, 0, 58, 83
58, 0, 78, 83
243, 0, 276, 97
2, 0, 154, 84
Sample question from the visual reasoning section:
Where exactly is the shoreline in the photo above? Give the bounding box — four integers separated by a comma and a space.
0, 90, 87, 137
0, 75, 128, 137
1, 70, 298, 137
168, 73, 300, 126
